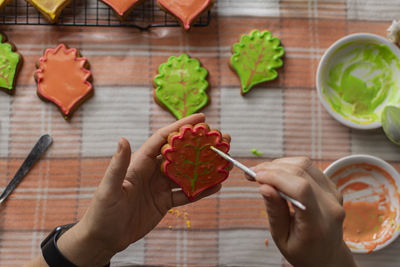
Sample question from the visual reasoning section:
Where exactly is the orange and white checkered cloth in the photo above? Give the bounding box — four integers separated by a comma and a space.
1, 0, 400, 266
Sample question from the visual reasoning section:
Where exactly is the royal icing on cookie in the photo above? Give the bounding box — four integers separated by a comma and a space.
154, 54, 209, 120
157, 0, 213, 30
36, 44, 93, 119
100, 0, 143, 18
162, 123, 230, 200
27, 0, 71, 23
0, 33, 21, 93
230, 30, 284, 95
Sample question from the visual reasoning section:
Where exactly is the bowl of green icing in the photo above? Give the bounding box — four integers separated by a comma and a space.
317, 33, 400, 129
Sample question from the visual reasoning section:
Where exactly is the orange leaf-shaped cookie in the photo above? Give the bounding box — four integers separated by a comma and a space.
161, 123, 230, 201
157, 0, 214, 30
35, 44, 93, 120
100, 0, 145, 20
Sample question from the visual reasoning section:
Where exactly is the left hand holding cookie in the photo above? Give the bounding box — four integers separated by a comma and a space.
54, 113, 230, 266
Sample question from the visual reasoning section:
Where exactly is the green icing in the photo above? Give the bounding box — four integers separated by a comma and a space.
323, 41, 400, 124
154, 54, 208, 120
0, 34, 20, 91
230, 30, 284, 94
251, 148, 264, 156
382, 106, 400, 146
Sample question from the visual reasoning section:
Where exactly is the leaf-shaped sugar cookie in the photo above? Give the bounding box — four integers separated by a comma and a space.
100, 0, 145, 20
230, 30, 284, 95
35, 44, 93, 120
0, 0, 11, 11
0, 32, 22, 94
157, 0, 214, 30
153, 54, 209, 120
26, 0, 72, 23
161, 123, 230, 200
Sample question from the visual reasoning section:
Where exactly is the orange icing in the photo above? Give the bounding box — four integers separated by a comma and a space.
157, 0, 213, 30
332, 162, 400, 252
36, 44, 92, 118
101, 0, 142, 16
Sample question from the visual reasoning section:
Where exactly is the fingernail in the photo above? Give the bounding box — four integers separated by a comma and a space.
117, 138, 123, 153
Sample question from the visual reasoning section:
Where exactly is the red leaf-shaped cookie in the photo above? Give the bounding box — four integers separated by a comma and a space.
35, 44, 93, 120
157, 0, 214, 30
161, 123, 230, 201
100, 0, 145, 20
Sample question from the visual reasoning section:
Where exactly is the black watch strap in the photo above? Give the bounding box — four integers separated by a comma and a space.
41, 223, 78, 267
41, 223, 110, 267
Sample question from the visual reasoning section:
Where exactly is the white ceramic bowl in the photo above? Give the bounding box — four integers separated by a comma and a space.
316, 33, 400, 130
324, 154, 400, 253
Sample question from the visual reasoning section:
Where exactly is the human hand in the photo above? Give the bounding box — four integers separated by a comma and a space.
57, 113, 231, 266
251, 157, 357, 267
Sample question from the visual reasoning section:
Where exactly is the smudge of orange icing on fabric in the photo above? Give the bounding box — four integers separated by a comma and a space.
332, 162, 400, 252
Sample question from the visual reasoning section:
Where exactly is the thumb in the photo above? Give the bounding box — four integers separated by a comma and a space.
101, 138, 132, 194
259, 184, 291, 248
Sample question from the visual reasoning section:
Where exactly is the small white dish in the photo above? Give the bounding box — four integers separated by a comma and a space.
316, 33, 400, 130
324, 154, 400, 253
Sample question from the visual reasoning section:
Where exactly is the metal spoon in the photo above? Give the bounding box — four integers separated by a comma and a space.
382, 106, 400, 146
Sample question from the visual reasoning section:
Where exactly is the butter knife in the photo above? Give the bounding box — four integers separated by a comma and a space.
0, 134, 53, 204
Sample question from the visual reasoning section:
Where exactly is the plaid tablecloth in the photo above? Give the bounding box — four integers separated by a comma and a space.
1, 0, 400, 266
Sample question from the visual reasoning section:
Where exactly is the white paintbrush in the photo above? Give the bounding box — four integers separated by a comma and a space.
210, 146, 306, 211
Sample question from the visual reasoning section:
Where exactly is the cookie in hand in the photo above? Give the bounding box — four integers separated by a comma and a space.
161, 123, 230, 201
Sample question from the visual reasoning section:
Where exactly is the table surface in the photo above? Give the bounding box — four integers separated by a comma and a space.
1, 0, 400, 266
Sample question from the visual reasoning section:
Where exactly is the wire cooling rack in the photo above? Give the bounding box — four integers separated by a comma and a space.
0, 0, 211, 30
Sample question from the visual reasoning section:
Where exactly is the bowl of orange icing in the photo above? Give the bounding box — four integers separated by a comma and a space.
324, 155, 400, 253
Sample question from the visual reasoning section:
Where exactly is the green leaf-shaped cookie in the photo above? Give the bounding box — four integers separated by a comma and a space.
154, 54, 209, 119
0, 32, 22, 94
230, 30, 284, 95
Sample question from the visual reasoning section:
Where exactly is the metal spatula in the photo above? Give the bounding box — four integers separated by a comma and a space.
0, 134, 53, 204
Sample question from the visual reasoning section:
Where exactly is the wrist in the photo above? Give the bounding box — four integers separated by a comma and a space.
326, 241, 358, 267
56, 221, 114, 267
